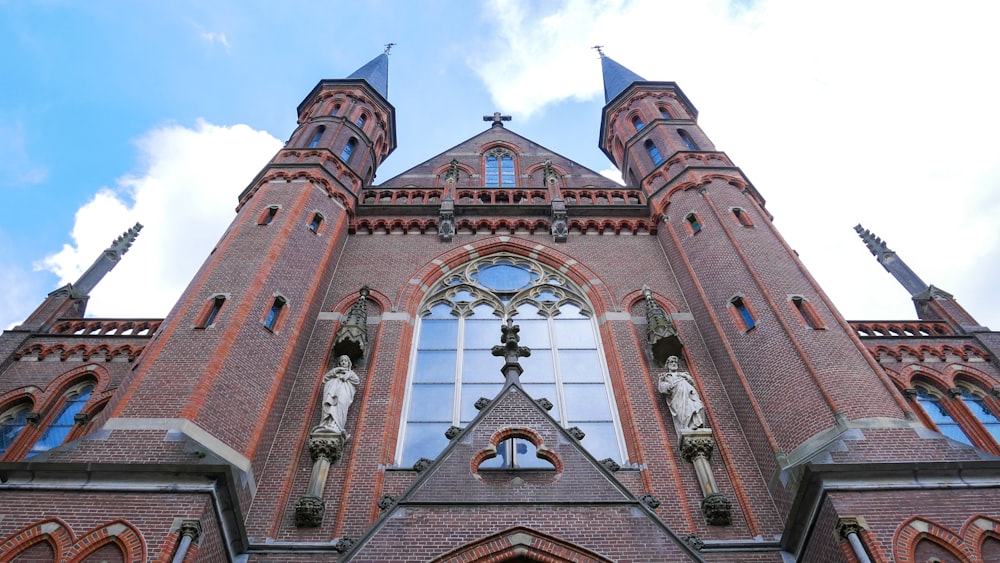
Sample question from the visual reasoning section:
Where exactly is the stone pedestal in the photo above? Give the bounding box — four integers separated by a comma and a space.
680, 429, 732, 526
294, 428, 345, 527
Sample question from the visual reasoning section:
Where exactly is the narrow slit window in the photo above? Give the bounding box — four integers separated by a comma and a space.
199, 296, 226, 328
264, 297, 286, 331
685, 213, 702, 234
632, 115, 644, 131
308, 126, 325, 148
341, 138, 357, 162
356, 114, 366, 128
679, 130, 699, 151
791, 296, 823, 329
732, 207, 754, 227
259, 206, 278, 226
731, 297, 756, 330
645, 140, 664, 165
331, 104, 340, 116
309, 213, 324, 233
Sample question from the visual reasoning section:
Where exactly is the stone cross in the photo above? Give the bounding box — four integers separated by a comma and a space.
483, 112, 512, 127
592, 45, 605, 57
491, 318, 531, 386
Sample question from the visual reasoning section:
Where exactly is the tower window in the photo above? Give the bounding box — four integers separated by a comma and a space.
791, 296, 824, 329
484, 149, 516, 187
660, 107, 672, 119
341, 138, 357, 162
0, 402, 32, 457
264, 296, 286, 331
28, 382, 95, 456
632, 115, 644, 131
914, 387, 972, 445
309, 212, 324, 233
645, 140, 664, 165
685, 213, 702, 234
732, 207, 754, 227
259, 206, 279, 226
730, 297, 756, 331
308, 126, 325, 148
331, 104, 341, 116
356, 114, 367, 128
198, 296, 226, 328
679, 130, 699, 151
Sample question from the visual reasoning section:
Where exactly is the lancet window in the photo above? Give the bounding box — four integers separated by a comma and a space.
484, 148, 516, 187
28, 381, 95, 456
398, 255, 624, 466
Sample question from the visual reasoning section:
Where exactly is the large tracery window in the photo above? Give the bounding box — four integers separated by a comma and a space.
398, 255, 625, 466
484, 148, 516, 187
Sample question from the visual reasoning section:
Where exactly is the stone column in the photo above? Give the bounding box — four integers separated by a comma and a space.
836, 517, 872, 563
170, 519, 201, 563
680, 429, 732, 526
294, 429, 344, 527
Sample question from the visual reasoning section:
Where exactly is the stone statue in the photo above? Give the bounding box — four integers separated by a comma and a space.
319, 355, 360, 434
657, 355, 706, 430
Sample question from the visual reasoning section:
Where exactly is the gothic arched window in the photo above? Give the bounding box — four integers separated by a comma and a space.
28, 382, 95, 456
914, 387, 972, 445
341, 138, 357, 162
958, 386, 1000, 444
0, 402, 32, 457
398, 255, 625, 466
484, 148, 516, 187
308, 126, 325, 148
645, 140, 663, 165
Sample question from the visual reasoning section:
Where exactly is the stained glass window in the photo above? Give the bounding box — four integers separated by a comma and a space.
29, 383, 94, 456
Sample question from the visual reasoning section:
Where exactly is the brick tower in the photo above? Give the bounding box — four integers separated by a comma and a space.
1, 52, 999, 562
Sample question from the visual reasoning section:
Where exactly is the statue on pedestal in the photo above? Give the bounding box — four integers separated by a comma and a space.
319, 355, 360, 434
657, 355, 706, 430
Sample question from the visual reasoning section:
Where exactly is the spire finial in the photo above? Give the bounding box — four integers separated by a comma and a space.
854, 224, 929, 297
592, 45, 605, 57
384, 43, 396, 55
73, 222, 144, 296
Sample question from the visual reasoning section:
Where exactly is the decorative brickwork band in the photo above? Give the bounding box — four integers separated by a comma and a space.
333, 287, 370, 362
643, 286, 683, 364
836, 517, 872, 563
294, 496, 325, 528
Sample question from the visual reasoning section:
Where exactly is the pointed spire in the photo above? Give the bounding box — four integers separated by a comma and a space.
855, 224, 928, 297
74, 222, 143, 295
347, 52, 389, 100
599, 52, 646, 103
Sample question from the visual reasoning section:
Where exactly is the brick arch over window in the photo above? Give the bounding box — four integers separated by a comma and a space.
894, 515, 1000, 563
430, 526, 613, 563
0, 518, 145, 561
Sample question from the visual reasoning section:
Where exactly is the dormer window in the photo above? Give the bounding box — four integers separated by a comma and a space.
484, 148, 516, 187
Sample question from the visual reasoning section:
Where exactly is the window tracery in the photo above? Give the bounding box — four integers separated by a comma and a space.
484, 147, 516, 187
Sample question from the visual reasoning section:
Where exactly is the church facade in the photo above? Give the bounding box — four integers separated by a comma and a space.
2, 52, 999, 562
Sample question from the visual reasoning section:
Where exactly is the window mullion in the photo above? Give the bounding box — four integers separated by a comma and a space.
548, 314, 568, 426
453, 315, 465, 425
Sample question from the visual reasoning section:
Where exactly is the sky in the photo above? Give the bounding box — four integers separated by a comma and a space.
2, 0, 999, 333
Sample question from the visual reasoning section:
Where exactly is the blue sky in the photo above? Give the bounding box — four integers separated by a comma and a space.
3, 0, 999, 331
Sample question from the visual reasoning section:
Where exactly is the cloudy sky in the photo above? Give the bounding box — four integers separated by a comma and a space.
2, 0, 999, 332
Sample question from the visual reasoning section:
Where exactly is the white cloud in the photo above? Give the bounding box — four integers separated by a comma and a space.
472, 0, 1000, 328
200, 31, 231, 52
39, 120, 282, 319
0, 121, 48, 187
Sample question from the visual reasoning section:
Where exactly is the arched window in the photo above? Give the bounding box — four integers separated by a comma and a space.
632, 115, 644, 131
308, 126, 325, 148
644, 140, 663, 165
679, 130, 699, 151
330, 103, 341, 116
484, 148, 516, 187
398, 255, 625, 466
29, 382, 95, 456
958, 387, 1000, 443
914, 387, 972, 445
659, 107, 672, 119
0, 402, 32, 457
356, 113, 367, 128
341, 138, 357, 162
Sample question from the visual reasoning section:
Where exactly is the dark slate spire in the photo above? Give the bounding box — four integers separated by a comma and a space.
600, 53, 646, 103
74, 222, 143, 295
347, 52, 389, 100
855, 224, 928, 297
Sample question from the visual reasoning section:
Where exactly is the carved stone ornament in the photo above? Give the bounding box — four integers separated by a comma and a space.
492, 318, 532, 384
535, 398, 554, 411
680, 436, 715, 463
550, 197, 568, 243
333, 536, 356, 553
643, 286, 683, 365
294, 496, 325, 528
701, 492, 733, 526
308, 432, 344, 464
445, 425, 463, 439
639, 494, 661, 509
73, 412, 90, 426
178, 520, 202, 542
542, 160, 559, 185
377, 495, 396, 511
836, 517, 864, 540
947, 387, 963, 398
333, 287, 369, 362
412, 457, 433, 472
566, 426, 586, 441
474, 397, 492, 411
683, 534, 705, 552
903, 388, 918, 399
443, 159, 460, 184
600, 458, 621, 473
991, 386, 1000, 399
438, 197, 456, 242
26, 412, 41, 425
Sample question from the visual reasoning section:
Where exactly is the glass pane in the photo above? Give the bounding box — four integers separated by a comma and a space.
536, 290, 559, 302
401, 422, 450, 465
554, 319, 596, 348
522, 384, 559, 416
558, 350, 603, 382
515, 439, 552, 468
520, 349, 554, 383
413, 350, 456, 383
419, 320, 457, 349
967, 396, 1000, 423
501, 156, 515, 187
462, 350, 503, 383
572, 422, 621, 461
563, 383, 612, 421
475, 263, 536, 291
478, 441, 507, 469
515, 303, 546, 318
517, 319, 550, 348
0, 411, 28, 454
452, 290, 477, 302
426, 303, 456, 318
917, 395, 952, 424
558, 303, 587, 319
938, 422, 973, 446
408, 384, 454, 422
464, 319, 500, 349
460, 383, 502, 422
